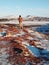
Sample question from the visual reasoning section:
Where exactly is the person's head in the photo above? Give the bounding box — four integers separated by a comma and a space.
19, 15, 21, 17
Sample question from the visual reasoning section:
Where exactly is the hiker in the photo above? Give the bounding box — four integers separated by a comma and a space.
18, 15, 23, 31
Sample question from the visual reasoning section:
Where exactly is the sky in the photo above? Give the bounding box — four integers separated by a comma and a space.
0, 0, 49, 17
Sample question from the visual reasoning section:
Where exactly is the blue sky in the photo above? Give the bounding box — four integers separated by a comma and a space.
0, 0, 49, 17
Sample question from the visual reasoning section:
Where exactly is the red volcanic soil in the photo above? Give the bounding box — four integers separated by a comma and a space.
7, 26, 19, 33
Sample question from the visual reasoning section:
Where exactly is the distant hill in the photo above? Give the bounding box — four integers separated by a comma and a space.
0, 15, 49, 21
26, 15, 49, 21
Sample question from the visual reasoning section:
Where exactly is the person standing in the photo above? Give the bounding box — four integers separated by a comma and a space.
18, 15, 23, 31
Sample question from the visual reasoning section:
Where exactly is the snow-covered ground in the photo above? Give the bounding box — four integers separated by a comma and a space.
0, 44, 11, 65
0, 21, 49, 26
